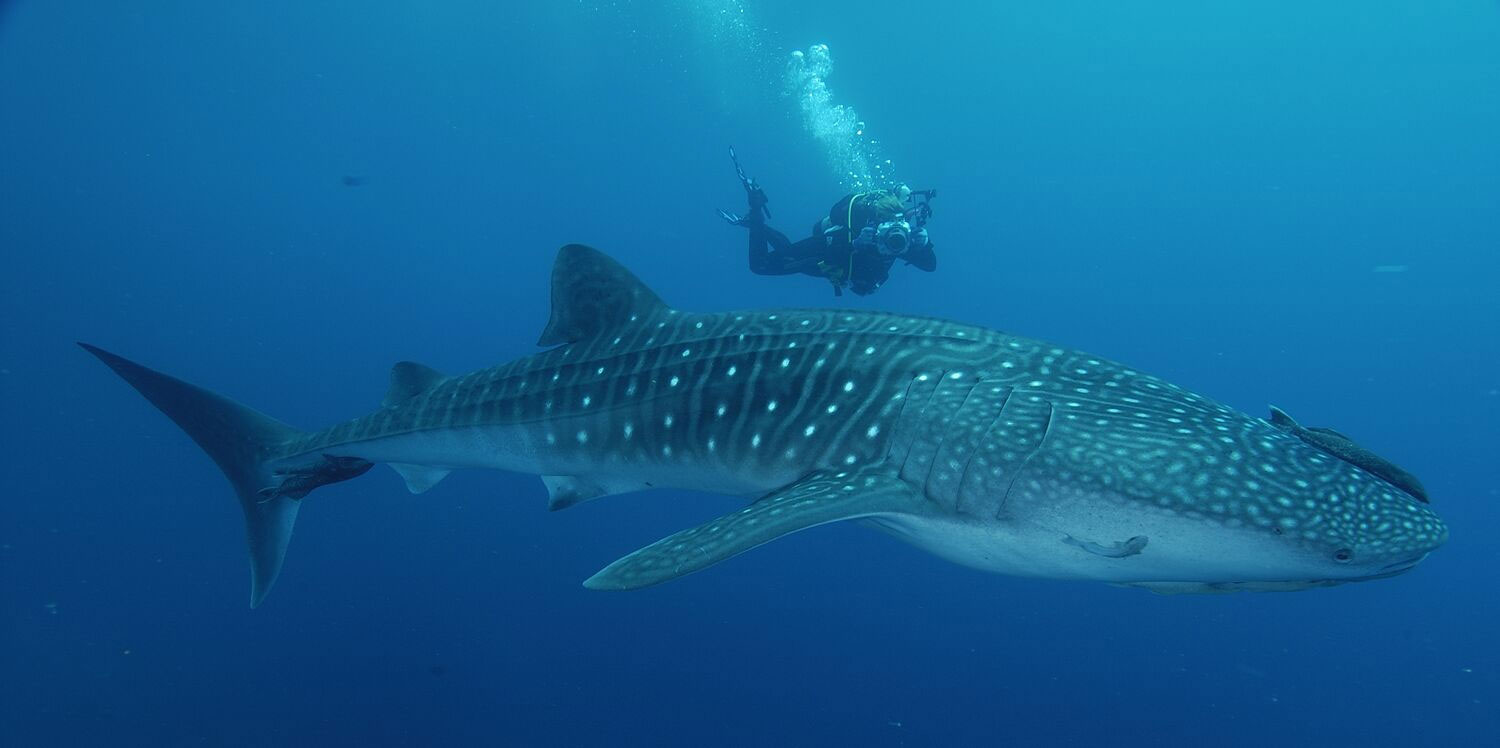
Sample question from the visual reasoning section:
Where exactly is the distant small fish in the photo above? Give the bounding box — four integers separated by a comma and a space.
341, 175, 369, 187
1372, 265, 1409, 273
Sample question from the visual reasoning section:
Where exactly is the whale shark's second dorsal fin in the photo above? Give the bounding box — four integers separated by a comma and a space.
383, 361, 446, 407
537, 244, 671, 346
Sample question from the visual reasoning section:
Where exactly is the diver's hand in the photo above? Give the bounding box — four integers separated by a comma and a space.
853, 226, 878, 249
910, 228, 929, 249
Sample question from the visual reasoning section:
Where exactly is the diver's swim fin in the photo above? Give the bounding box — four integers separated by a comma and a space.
728, 146, 770, 219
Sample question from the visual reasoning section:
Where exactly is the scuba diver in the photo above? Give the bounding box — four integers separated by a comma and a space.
718, 148, 937, 296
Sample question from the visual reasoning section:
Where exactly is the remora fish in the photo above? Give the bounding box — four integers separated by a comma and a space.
82, 245, 1446, 606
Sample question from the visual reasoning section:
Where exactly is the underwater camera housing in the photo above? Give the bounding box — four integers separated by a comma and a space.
876, 219, 911, 254
902, 187, 936, 229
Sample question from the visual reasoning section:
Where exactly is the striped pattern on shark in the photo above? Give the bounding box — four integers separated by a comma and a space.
82, 244, 1446, 606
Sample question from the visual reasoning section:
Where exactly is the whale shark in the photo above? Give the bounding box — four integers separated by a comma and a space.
82, 245, 1446, 606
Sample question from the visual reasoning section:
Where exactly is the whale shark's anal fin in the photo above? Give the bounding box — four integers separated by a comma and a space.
388, 463, 452, 494
583, 468, 923, 590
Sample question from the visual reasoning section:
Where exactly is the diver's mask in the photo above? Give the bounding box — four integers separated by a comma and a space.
874, 219, 912, 255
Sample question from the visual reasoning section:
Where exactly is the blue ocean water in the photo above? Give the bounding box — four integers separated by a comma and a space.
3, 1, 1497, 745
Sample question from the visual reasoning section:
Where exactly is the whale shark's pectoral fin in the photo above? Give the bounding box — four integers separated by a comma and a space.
583, 468, 922, 590
1061, 534, 1148, 559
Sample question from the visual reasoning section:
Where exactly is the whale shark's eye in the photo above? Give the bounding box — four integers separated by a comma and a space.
1333, 548, 1353, 563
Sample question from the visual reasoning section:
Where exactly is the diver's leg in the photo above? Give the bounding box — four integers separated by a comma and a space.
718, 173, 770, 226
748, 221, 799, 275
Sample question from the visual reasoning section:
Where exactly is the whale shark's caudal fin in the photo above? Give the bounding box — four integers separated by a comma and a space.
78, 343, 366, 608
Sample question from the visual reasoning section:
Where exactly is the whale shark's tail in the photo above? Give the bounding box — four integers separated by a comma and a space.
78, 343, 367, 607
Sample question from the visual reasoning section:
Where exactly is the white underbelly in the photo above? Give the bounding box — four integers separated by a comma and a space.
868, 511, 1294, 584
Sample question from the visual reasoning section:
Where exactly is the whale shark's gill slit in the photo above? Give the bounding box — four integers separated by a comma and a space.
882, 370, 927, 470
997, 399, 1057, 515
919, 370, 947, 410
918, 375, 981, 510
895, 369, 948, 481
955, 382, 1012, 514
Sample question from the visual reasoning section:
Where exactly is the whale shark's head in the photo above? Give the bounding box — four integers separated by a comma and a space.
1255, 461, 1447, 588
1119, 438, 1448, 594
1043, 396, 1449, 594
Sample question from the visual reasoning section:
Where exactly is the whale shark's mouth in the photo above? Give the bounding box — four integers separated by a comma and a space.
1119, 553, 1431, 594
1352, 553, 1430, 581
1122, 580, 1343, 594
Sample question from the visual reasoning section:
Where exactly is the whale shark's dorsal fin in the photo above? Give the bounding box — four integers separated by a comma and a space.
538, 244, 671, 346
383, 361, 446, 407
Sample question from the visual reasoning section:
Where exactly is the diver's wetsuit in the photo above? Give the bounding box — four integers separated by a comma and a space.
743, 195, 936, 296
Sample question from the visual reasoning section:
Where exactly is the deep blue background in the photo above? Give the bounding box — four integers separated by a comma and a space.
3, 2, 1498, 746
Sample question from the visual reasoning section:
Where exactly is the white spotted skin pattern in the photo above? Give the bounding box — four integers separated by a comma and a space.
275, 307, 1445, 587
